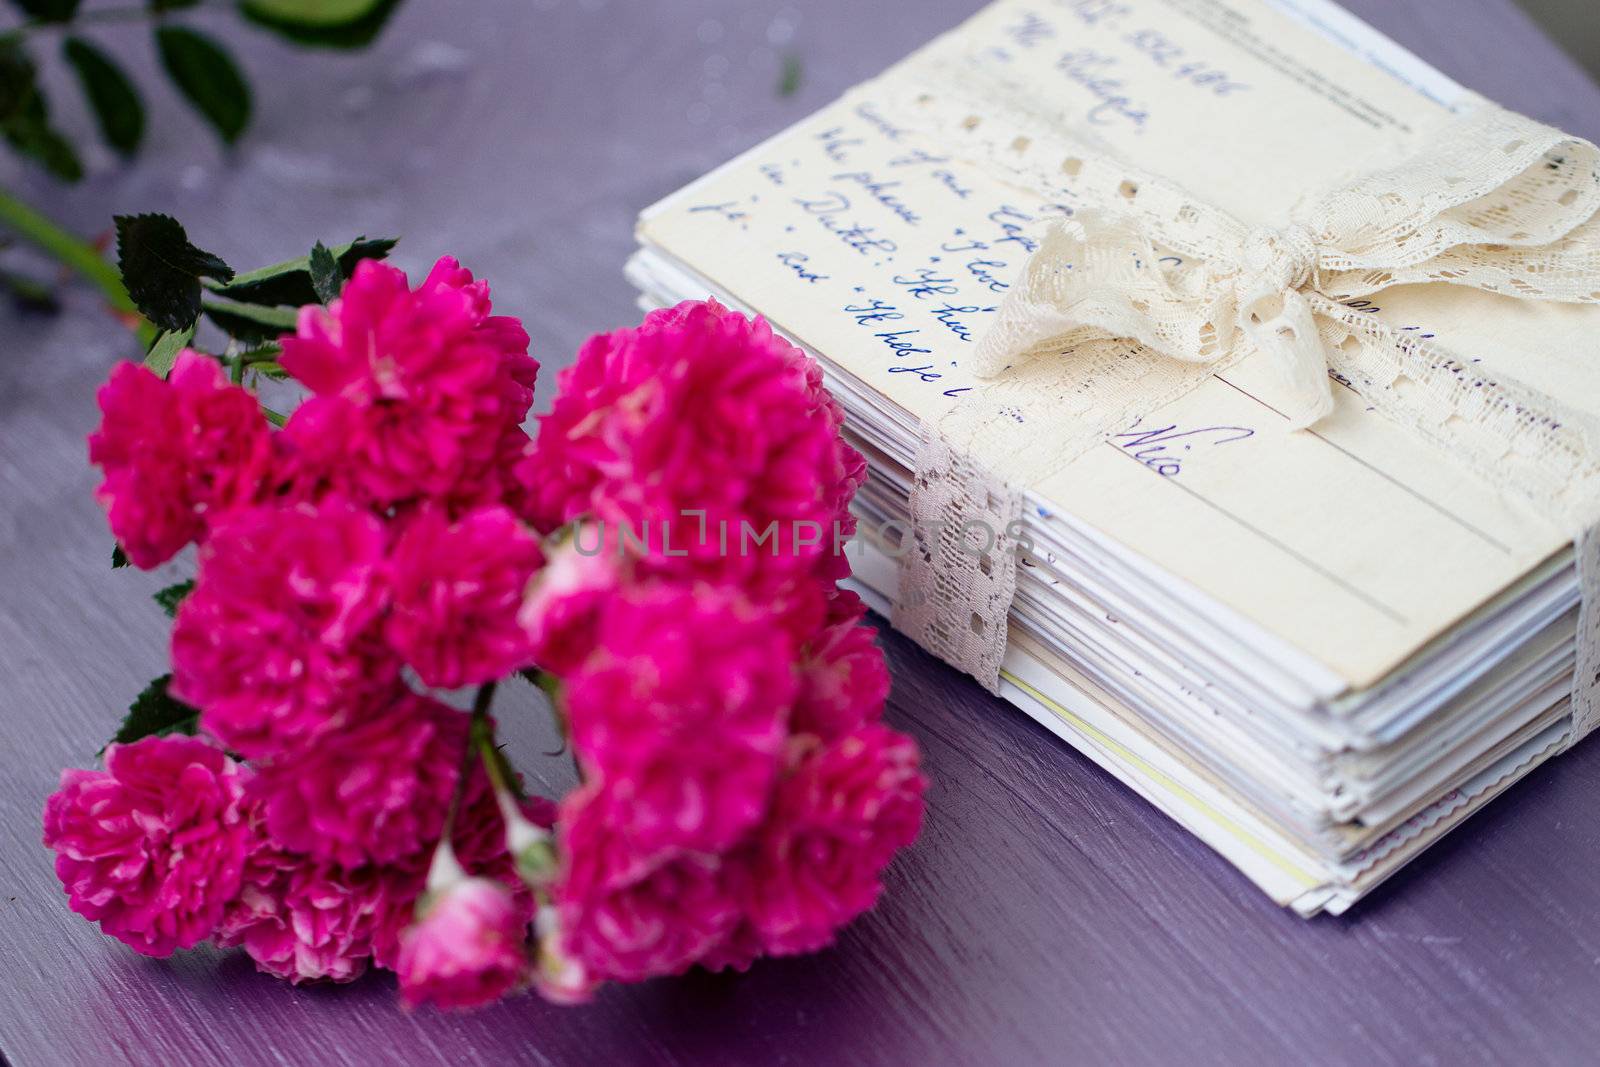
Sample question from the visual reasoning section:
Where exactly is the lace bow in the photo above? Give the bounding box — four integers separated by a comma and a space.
969, 100, 1600, 428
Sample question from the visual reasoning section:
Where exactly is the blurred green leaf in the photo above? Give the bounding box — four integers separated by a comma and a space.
111, 544, 129, 569
210, 236, 395, 306
3, 97, 82, 181
0, 39, 34, 126
63, 37, 145, 157
308, 240, 340, 303
155, 26, 251, 145
1, 40, 82, 181
148, 0, 203, 10
238, 0, 403, 49
240, 0, 382, 22
116, 213, 235, 332
7, 0, 82, 22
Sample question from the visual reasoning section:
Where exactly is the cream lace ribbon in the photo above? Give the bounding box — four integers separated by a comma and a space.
893, 87, 1600, 741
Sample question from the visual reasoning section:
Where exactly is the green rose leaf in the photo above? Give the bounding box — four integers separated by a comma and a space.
7, 0, 83, 22
63, 37, 146, 157
111, 544, 129, 569
102, 674, 200, 754
143, 322, 196, 377
201, 298, 297, 345
238, 0, 403, 49
153, 580, 195, 617
249, 360, 290, 380
308, 240, 341, 303
209, 236, 395, 306
115, 213, 235, 333
155, 26, 252, 145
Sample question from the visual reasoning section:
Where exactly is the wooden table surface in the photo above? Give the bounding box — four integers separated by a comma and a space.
2, 2, 1599, 1064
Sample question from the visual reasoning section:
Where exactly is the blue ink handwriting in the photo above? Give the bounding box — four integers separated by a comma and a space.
794, 193, 898, 256
776, 251, 828, 284
844, 299, 904, 326
1113, 422, 1255, 477
1056, 50, 1150, 130
832, 171, 922, 225
932, 302, 997, 342
892, 268, 960, 300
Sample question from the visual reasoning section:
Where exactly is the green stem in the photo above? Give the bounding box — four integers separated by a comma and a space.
470, 682, 514, 797
240, 343, 283, 364
0, 187, 153, 344
473, 680, 500, 719
0, 188, 129, 309
439, 704, 483, 849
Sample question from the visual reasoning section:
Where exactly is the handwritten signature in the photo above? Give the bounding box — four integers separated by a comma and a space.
1112, 422, 1254, 477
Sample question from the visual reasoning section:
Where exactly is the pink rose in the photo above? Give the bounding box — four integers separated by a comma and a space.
524, 300, 865, 622
88, 350, 275, 568
517, 532, 620, 676
42, 736, 251, 957
551, 786, 739, 983
791, 589, 890, 741
222, 781, 552, 987
564, 581, 797, 856
385, 506, 544, 688
170, 498, 396, 759
735, 724, 925, 956
397, 874, 530, 1010
218, 839, 425, 984
280, 257, 537, 514
248, 691, 469, 867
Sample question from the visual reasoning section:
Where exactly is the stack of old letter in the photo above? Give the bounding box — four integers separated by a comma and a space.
626, 0, 1600, 915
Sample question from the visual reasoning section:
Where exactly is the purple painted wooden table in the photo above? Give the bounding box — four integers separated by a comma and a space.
3, 2, 1599, 1064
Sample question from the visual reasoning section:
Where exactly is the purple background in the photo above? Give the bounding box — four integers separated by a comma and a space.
2, 1, 1599, 1064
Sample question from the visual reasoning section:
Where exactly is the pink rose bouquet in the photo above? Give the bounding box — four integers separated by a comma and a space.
45, 225, 924, 1011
